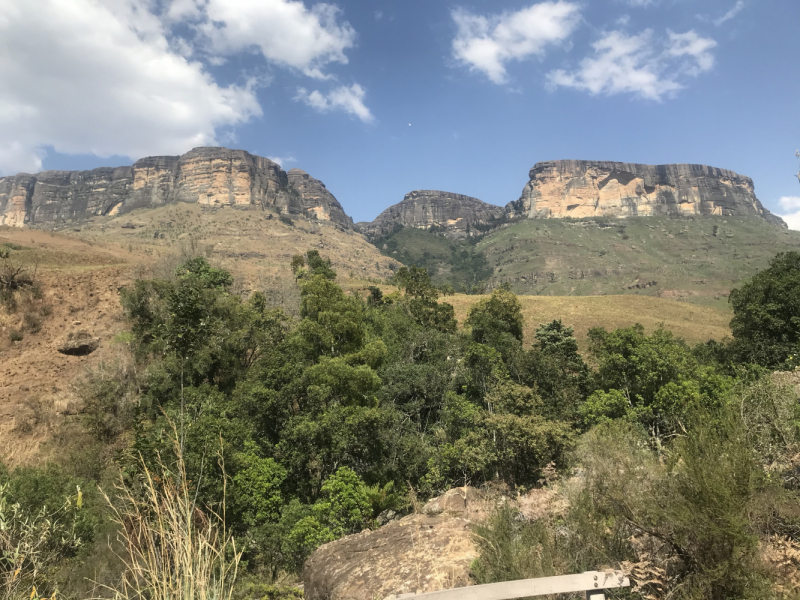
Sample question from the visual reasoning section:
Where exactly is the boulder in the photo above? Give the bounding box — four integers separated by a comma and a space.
303, 487, 500, 600
57, 331, 100, 356
303, 513, 476, 600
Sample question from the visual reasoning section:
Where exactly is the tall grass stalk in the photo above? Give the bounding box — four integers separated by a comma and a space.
100, 428, 240, 600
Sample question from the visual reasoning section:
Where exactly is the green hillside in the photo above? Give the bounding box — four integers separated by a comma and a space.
478, 216, 800, 308
368, 225, 492, 292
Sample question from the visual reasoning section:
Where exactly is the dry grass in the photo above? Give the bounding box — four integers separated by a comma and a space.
448, 293, 732, 350
100, 426, 240, 600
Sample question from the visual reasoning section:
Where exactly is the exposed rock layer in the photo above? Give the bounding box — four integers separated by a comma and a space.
0, 147, 353, 228
363, 190, 503, 238
510, 160, 785, 227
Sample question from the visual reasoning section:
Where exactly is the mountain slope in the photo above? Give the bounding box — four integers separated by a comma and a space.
479, 216, 800, 307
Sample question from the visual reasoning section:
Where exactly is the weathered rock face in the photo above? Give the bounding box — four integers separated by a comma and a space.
364, 190, 503, 238
288, 169, 354, 226
509, 160, 786, 227
0, 147, 353, 228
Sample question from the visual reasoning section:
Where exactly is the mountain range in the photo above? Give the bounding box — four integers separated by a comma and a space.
0, 146, 786, 231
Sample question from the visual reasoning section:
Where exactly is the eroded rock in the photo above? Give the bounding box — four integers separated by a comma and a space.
0, 147, 353, 229
363, 190, 503, 238
57, 331, 100, 356
303, 514, 476, 600
508, 160, 785, 227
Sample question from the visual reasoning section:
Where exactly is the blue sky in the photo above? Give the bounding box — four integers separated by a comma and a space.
1, 0, 798, 225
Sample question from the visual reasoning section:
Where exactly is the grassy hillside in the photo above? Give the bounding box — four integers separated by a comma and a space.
449, 292, 731, 351
478, 216, 800, 308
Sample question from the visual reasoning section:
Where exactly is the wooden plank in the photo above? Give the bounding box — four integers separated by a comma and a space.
407, 571, 629, 600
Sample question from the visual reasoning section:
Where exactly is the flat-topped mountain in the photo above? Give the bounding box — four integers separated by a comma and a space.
507, 160, 785, 228
362, 190, 503, 238
0, 147, 353, 228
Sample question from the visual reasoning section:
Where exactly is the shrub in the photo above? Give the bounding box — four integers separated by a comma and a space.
471, 504, 557, 584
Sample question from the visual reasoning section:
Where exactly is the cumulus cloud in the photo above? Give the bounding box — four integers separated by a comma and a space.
451, 2, 581, 84
547, 29, 716, 100
295, 84, 374, 123
777, 196, 800, 231
0, 0, 261, 175
188, 0, 357, 80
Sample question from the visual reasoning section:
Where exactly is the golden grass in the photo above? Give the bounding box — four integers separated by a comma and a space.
448, 293, 732, 350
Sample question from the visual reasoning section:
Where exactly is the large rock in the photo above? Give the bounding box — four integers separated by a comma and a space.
363, 190, 503, 238
508, 160, 786, 227
303, 487, 491, 600
0, 147, 353, 229
303, 514, 476, 600
56, 331, 100, 356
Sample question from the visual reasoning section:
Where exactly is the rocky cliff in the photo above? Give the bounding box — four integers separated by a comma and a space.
0, 147, 353, 228
509, 160, 786, 227
363, 190, 503, 238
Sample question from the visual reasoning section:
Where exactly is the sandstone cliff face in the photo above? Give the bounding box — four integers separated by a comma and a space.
510, 160, 786, 227
288, 168, 354, 226
0, 147, 353, 228
364, 190, 503, 238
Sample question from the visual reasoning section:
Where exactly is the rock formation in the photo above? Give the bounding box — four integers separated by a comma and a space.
303, 488, 487, 600
287, 169, 352, 226
363, 190, 503, 238
0, 147, 353, 228
509, 160, 786, 227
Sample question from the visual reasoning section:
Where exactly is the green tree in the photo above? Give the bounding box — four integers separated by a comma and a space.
729, 251, 800, 367
466, 285, 524, 348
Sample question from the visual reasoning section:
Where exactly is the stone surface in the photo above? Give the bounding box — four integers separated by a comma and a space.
363, 190, 503, 238
303, 514, 476, 600
288, 169, 354, 226
303, 487, 497, 600
0, 147, 353, 228
509, 160, 786, 227
56, 331, 100, 356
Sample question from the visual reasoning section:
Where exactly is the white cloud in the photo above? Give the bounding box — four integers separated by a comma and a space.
295, 84, 374, 123
267, 155, 297, 167
714, 1, 745, 26
625, 0, 657, 6
777, 196, 800, 230
0, 0, 261, 175
191, 0, 357, 79
547, 29, 716, 100
451, 2, 581, 85
666, 30, 716, 74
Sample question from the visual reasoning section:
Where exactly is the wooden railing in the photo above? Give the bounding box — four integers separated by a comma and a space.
395, 570, 630, 600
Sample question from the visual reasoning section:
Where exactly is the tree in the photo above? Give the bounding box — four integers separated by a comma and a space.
729, 251, 800, 368
466, 285, 524, 347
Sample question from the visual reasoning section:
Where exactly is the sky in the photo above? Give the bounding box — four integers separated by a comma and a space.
0, 0, 798, 226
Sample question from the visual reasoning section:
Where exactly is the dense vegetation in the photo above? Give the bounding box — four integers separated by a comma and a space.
367, 224, 493, 293
2, 250, 800, 600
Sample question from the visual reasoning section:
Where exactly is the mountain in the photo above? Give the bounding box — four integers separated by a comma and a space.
507, 160, 786, 227
0, 147, 354, 229
361, 190, 504, 238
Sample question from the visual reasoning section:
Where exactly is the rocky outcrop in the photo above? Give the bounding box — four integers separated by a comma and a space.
288, 169, 353, 226
363, 190, 503, 238
304, 488, 488, 600
509, 160, 786, 227
0, 147, 353, 228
